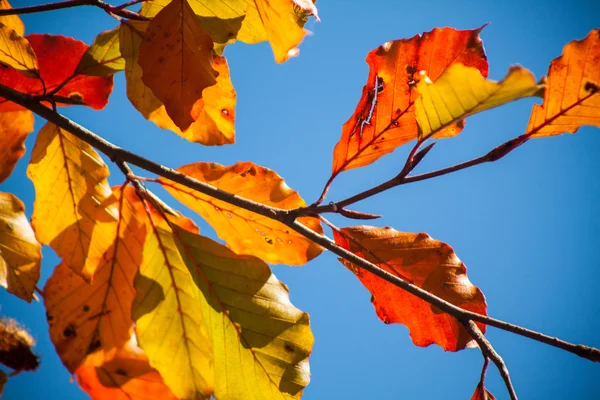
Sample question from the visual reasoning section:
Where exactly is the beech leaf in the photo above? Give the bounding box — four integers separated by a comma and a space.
175, 225, 314, 399
159, 162, 323, 266
415, 64, 543, 140
333, 226, 487, 351
332, 26, 488, 174
0, 22, 38, 77
0, 192, 41, 303
139, 0, 217, 131
527, 28, 600, 137
27, 122, 117, 281
0, 0, 24, 36
471, 384, 496, 400
75, 26, 124, 77
0, 317, 39, 371
0, 110, 34, 183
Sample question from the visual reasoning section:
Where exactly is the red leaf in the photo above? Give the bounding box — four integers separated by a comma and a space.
0, 34, 113, 111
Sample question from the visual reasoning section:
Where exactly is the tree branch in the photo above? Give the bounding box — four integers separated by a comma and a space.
1, 82, 599, 364
0, 0, 148, 20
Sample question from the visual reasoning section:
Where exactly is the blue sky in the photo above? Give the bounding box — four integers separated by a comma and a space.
1, 0, 599, 399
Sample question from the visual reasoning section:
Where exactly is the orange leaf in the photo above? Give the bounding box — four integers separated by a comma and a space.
0, 110, 34, 183
138, 0, 217, 131
527, 29, 600, 137
471, 383, 496, 400
44, 186, 144, 372
27, 122, 117, 281
0, 34, 114, 111
159, 162, 323, 265
333, 226, 487, 351
76, 342, 176, 400
332, 26, 488, 175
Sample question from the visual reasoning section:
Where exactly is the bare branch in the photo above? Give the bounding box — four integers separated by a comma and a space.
0, 0, 149, 20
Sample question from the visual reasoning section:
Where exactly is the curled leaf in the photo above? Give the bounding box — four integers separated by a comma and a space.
0, 317, 39, 371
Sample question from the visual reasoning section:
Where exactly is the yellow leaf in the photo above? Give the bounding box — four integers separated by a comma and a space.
75, 26, 124, 76
175, 226, 314, 399
128, 189, 214, 399
141, 0, 317, 63
27, 122, 117, 281
415, 64, 543, 140
44, 186, 144, 373
527, 29, 600, 137
0, 110, 34, 183
159, 162, 323, 266
0, 192, 40, 303
0, 0, 24, 36
0, 22, 38, 77
139, 0, 217, 131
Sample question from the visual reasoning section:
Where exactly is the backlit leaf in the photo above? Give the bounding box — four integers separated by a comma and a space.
332, 27, 488, 175
44, 186, 144, 372
27, 122, 117, 281
416, 64, 543, 140
0, 0, 24, 36
0, 192, 40, 303
75, 341, 176, 400
175, 226, 314, 399
0, 110, 34, 183
527, 29, 600, 137
0, 23, 38, 77
128, 189, 214, 399
139, 0, 217, 131
471, 384, 496, 400
141, 0, 318, 62
121, 21, 236, 145
0, 34, 114, 111
75, 26, 124, 77
159, 162, 323, 266
333, 226, 487, 351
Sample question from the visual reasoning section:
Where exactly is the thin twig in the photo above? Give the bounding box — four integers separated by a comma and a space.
464, 320, 518, 400
0, 0, 149, 20
1, 82, 599, 364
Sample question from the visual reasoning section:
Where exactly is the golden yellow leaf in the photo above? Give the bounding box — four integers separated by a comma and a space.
27, 122, 117, 281
415, 64, 543, 140
175, 226, 314, 399
0, 0, 24, 36
138, 0, 217, 131
0, 22, 38, 77
527, 29, 600, 137
44, 186, 144, 373
76, 26, 124, 76
128, 189, 214, 399
0, 192, 40, 303
141, 0, 317, 63
159, 162, 323, 265
0, 110, 34, 183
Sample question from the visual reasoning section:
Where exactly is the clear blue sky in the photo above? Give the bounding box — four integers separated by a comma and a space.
1, 0, 599, 399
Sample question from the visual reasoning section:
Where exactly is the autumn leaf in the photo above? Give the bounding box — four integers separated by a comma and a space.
472, 384, 496, 400
159, 162, 323, 265
332, 26, 488, 176
175, 225, 314, 399
0, 110, 34, 183
43, 186, 144, 373
0, 34, 114, 111
27, 122, 117, 281
120, 21, 236, 145
75, 341, 176, 400
415, 64, 543, 140
138, 0, 217, 131
527, 29, 600, 137
0, 23, 38, 77
141, 0, 318, 62
0, 0, 24, 36
128, 189, 214, 399
0, 192, 41, 303
0, 317, 39, 371
333, 226, 487, 351
75, 26, 124, 77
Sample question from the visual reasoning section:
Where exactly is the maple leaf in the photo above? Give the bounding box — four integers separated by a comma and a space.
331, 26, 488, 176
75, 26, 124, 77
0, 192, 41, 303
415, 64, 543, 140
0, 34, 114, 111
27, 123, 117, 281
527, 29, 600, 137
0, 110, 34, 183
333, 226, 487, 351
139, 0, 218, 131
159, 162, 323, 266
